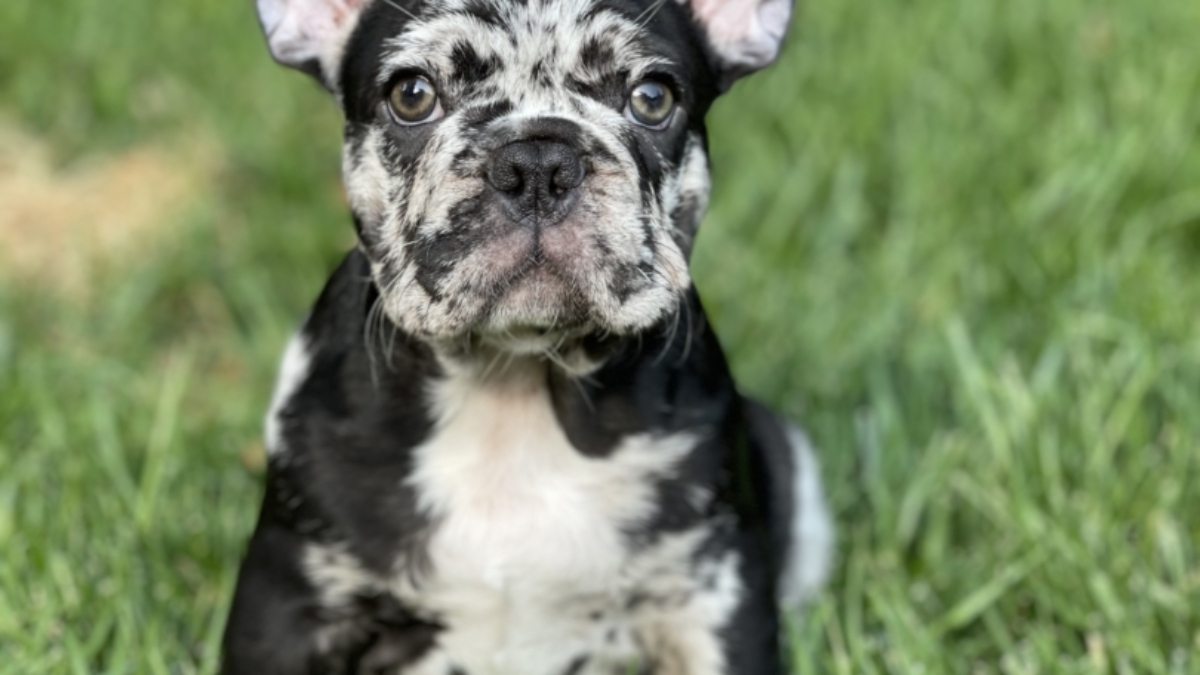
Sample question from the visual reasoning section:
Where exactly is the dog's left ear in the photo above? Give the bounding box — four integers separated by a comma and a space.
256, 0, 375, 87
680, 0, 794, 88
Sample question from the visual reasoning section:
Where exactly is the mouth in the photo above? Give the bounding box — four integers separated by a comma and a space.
480, 262, 593, 344
475, 323, 594, 355
382, 169, 690, 346
391, 208, 685, 347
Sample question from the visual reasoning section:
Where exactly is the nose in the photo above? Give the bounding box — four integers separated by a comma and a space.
486, 140, 585, 227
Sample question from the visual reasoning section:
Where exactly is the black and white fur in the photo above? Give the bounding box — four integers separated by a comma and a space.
223, 0, 832, 673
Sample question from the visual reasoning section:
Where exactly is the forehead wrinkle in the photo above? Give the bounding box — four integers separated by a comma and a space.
379, 17, 508, 84
377, 0, 670, 89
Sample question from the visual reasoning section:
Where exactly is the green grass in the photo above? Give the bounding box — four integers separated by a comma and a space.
2, 0, 1199, 672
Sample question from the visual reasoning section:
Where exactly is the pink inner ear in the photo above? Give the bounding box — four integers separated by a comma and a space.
690, 0, 760, 47
681, 0, 790, 70
326, 0, 370, 27
258, 0, 371, 70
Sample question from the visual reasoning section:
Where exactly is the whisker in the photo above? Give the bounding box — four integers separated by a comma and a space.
541, 346, 571, 373
654, 302, 681, 366
481, 344, 507, 381
636, 0, 671, 27
381, 0, 419, 22
570, 375, 596, 413
678, 290, 695, 366
363, 293, 386, 389
384, 315, 400, 371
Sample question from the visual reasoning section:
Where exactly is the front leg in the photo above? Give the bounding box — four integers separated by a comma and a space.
624, 533, 784, 675
222, 521, 437, 675
223, 520, 331, 673
222, 520, 363, 675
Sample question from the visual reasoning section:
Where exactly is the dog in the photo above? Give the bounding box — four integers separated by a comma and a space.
221, 0, 833, 673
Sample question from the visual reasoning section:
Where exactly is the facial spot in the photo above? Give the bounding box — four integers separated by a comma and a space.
336, 0, 717, 342
449, 41, 499, 85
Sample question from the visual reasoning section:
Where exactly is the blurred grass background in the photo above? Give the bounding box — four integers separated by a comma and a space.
1, 0, 1199, 672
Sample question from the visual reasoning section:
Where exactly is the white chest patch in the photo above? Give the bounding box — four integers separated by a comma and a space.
412, 365, 687, 591
304, 361, 744, 675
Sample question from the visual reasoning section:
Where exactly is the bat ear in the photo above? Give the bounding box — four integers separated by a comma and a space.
255, 0, 375, 86
679, 0, 794, 88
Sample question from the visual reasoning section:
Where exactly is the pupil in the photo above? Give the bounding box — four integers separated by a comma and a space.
405, 82, 425, 105
640, 86, 662, 110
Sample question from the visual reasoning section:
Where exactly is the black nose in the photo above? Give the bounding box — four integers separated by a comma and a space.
486, 140, 585, 227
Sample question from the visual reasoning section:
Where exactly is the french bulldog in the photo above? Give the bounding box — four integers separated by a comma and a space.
222, 0, 833, 673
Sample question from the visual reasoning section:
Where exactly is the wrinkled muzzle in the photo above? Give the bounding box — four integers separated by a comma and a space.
355, 114, 692, 348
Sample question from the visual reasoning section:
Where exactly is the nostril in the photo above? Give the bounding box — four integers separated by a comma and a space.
502, 175, 524, 195
551, 160, 585, 193
487, 162, 523, 193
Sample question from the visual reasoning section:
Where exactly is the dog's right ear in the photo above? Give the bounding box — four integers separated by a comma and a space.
255, 0, 375, 87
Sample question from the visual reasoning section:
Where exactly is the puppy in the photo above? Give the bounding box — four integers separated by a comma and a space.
222, 0, 833, 673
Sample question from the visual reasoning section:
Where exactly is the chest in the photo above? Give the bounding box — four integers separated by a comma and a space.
411, 375, 686, 581
302, 369, 742, 674
393, 375, 731, 674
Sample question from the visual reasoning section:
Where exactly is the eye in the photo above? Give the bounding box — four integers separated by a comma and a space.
387, 74, 441, 124
626, 80, 675, 128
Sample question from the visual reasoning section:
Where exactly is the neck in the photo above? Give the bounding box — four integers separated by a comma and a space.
297, 248, 737, 451
265, 248, 746, 572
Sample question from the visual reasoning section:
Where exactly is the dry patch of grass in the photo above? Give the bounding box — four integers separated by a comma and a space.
0, 119, 221, 298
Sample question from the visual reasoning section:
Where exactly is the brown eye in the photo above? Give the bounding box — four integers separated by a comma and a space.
388, 75, 440, 124
627, 80, 675, 127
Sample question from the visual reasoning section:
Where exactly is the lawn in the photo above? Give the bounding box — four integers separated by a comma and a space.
1, 0, 1199, 672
